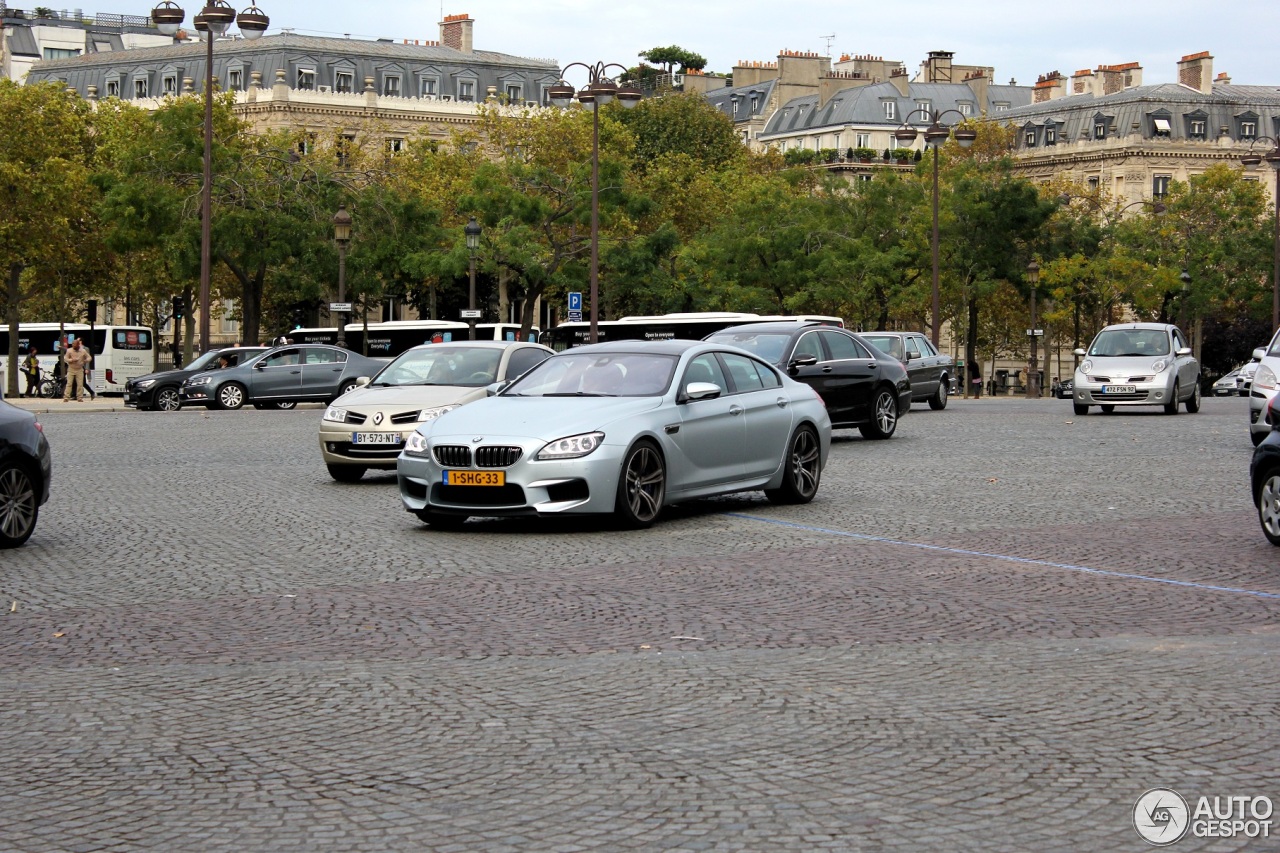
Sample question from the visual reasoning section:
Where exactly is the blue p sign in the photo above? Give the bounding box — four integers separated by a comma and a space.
568, 291, 583, 312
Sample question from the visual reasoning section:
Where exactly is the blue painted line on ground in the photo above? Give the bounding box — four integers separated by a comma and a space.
728, 513, 1280, 602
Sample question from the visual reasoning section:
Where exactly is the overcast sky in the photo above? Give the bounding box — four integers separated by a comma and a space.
239, 0, 1272, 89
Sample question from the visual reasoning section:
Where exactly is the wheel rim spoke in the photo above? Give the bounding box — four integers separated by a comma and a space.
1263, 479, 1280, 534
0, 470, 35, 538
627, 449, 663, 519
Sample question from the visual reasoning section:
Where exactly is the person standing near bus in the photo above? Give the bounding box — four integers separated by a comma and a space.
82, 347, 97, 400
22, 346, 40, 397
62, 338, 90, 402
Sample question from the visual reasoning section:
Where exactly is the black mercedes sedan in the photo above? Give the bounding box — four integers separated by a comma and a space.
125, 346, 268, 411
0, 387, 52, 548
705, 322, 912, 439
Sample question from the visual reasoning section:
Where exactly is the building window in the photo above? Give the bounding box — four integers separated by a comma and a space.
858, 173, 873, 182
1152, 117, 1171, 137
993, 102, 1009, 111
382, 75, 401, 96
297, 133, 316, 155
1025, 129, 1037, 146
43, 47, 82, 60
162, 74, 177, 95
959, 102, 972, 116
1045, 126, 1057, 145
337, 134, 355, 166
1241, 120, 1257, 139
856, 132, 870, 148
106, 79, 120, 97
813, 137, 821, 151
420, 77, 437, 98
1087, 176, 1100, 191
335, 72, 353, 93
295, 69, 315, 90
1153, 175, 1171, 198
1094, 122, 1107, 139
134, 78, 148, 98
750, 95, 758, 112
916, 101, 931, 121
505, 84, 522, 102
731, 98, 739, 116
883, 101, 896, 120
386, 138, 404, 154
1189, 119, 1206, 139
228, 69, 243, 91
458, 80, 475, 101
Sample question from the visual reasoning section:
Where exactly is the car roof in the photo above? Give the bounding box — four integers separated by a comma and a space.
404, 340, 548, 353
1097, 322, 1176, 332
860, 331, 916, 338
711, 322, 831, 335
565, 340, 712, 355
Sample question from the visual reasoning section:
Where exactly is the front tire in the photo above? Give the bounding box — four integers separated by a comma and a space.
1164, 382, 1180, 415
1251, 430, 1266, 447
1073, 403, 1089, 416
765, 426, 822, 505
274, 401, 297, 410
928, 377, 948, 410
155, 387, 182, 412
327, 464, 366, 482
615, 440, 665, 529
859, 388, 898, 439
1258, 471, 1280, 546
216, 383, 246, 410
335, 380, 359, 400
1185, 381, 1201, 413
0, 460, 39, 548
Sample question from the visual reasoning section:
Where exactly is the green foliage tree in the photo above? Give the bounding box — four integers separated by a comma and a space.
616, 93, 743, 173
637, 46, 707, 73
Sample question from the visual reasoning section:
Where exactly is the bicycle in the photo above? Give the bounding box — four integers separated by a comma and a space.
37, 369, 95, 400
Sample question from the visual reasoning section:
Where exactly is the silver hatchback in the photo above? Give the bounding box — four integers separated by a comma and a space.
1072, 323, 1200, 415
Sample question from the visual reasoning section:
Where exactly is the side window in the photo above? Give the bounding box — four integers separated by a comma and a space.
821, 331, 862, 361
917, 337, 938, 357
753, 361, 782, 388
721, 352, 765, 393
505, 347, 551, 378
793, 332, 822, 362
904, 337, 921, 359
1173, 330, 1187, 351
305, 348, 338, 364
264, 348, 302, 367
683, 354, 729, 395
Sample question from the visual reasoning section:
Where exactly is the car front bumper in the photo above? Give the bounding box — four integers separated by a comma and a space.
397, 439, 628, 518
1249, 385, 1278, 438
1073, 376, 1175, 407
319, 421, 414, 469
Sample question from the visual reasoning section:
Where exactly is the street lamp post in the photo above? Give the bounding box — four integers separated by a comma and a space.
332, 204, 351, 348
464, 216, 482, 340
1025, 260, 1040, 399
1180, 269, 1192, 333
150, 1, 268, 355
1240, 138, 1280, 333
893, 109, 977, 349
547, 64, 642, 343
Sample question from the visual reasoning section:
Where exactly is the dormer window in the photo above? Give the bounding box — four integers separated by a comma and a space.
750, 95, 759, 112
296, 69, 315, 90
959, 102, 972, 116
383, 74, 401, 96
1094, 121, 1107, 139
1024, 128, 1037, 146
731, 98, 739, 116
458, 80, 475, 101
1045, 126, 1057, 145
1189, 119, 1206, 138
1241, 120, 1257, 139
916, 101, 931, 121
228, 69, 243, 91
335, 71, 353, 93
106, 79, 120, 97
1152, 117, 1171, 137
506, 84, 522, 102
162, 74, 177, 95
133, 78, 148, 98
883, 100, 896, 120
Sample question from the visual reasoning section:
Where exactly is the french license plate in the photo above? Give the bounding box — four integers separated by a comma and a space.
444, 470, 505, 487
1102, 385, 1136, 394
351, 432, 403, 445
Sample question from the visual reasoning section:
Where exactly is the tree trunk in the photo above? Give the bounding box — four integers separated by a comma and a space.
965, 297, 980, 398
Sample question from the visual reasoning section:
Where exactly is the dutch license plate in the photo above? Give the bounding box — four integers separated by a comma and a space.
444, 470, 505, 487
1102, 385, 1136, 394
351, 432, 403, 445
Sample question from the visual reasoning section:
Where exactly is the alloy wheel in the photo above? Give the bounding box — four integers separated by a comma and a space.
876, 391, 897, 434
1260, 475, 1280, 542
0, 464, 37, 546
623, 444, 664, 523
788, 428, 821, 498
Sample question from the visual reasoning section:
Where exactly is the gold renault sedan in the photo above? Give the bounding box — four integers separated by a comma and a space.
318, 340, 553, 481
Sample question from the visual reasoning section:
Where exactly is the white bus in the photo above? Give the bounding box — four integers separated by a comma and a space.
540, 312, 846, 351
0, 323, 155, 394
286, 321, 540, 356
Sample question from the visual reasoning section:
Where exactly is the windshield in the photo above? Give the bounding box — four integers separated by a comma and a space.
369, 346, 502, 387
705, 332, 790, 364
1087, 329, 1170, 357
862, 335, 905, 360
186, 350, 222, 372
504, 352, 677, 397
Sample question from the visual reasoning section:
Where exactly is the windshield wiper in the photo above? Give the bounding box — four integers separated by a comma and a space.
543, 391, 614, 397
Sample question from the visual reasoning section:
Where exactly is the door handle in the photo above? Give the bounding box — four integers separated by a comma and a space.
729, 405, 744, 416
776, 397, 789, 408
821, 366, 833, 373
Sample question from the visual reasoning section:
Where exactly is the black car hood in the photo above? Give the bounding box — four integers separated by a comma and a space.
131, 367, 198, 385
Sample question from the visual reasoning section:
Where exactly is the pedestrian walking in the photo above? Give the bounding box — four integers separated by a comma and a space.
22, 347, 40, 397
82, 348, 97, 400
1050, 376, 1061, 398
62, 338, 90, 402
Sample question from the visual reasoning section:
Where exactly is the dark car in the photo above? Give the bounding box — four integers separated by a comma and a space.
124, 346, 268, 411
859, 331, 953, 410
1054, 378, 1074, 399
1250, 395, 1280, 546
179, 344, 387, 410
705, 322, 912, 439
0, 386, 52, 548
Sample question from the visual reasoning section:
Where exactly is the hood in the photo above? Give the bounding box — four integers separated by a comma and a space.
336, 383, 484, 410
1076, 355, 1175, 377
423, 395, 664, 443
131, 367, 192, 385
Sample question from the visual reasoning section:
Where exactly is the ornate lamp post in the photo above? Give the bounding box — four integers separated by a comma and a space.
151, 1, 268, 354
332, 204, 352, 348
1025, 260, 1040, 398
1240, 138, 1280, 333
893, 109, 977, 349
464, 216, 482, 340
547, 63, 642, 343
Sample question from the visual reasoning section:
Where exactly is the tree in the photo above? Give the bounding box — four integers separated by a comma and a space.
637, 46, 707, 74
1, 81, 96, 395
615, 92, 743, 173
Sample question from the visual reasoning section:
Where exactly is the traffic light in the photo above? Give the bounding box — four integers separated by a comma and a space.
86, 299, 98, 323
172, 295, 185, 319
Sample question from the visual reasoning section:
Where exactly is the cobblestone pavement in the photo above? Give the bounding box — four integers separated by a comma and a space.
1, 396, 1277, 852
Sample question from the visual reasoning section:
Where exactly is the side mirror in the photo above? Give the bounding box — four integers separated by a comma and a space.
253, 360, 266, 369
684, 381, 722, 401
354, 376, 370, 387
485, 381, 507, 397
1073, 348, 1087, 357
1254, 347, 1267, 361
906, 350, 920, 361
789, 354, 818, 368
1176, 347, 1193, 357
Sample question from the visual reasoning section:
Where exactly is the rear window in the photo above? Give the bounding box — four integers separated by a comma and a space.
113, 329, 151, 350
863, 335, 905, 360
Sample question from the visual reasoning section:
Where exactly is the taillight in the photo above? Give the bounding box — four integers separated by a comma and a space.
106, 369, 115, 384
33, 421, 44, 433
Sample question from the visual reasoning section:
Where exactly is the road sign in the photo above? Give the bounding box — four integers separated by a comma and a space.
1026, 329, 1044, 337
329, 302, 352, 312
568, 291, 583, 312
460, 309, 483, 320
568, 310, 582, 322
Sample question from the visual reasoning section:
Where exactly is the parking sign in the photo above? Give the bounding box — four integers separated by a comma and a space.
568, 291, 582, 312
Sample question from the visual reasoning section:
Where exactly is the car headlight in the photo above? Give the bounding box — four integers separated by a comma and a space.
417, 404, 460, 422
187, 375, 213, 386
1150, 359, 1167, 373
404, 431, 430, 456
1256, 365, 1277, 392
1079, 360, 1093, 374
323, 406, 347, 423
537, 431, 605, 460
136, 378, 155, 389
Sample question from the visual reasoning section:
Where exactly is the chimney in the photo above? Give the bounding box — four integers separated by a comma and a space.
1071, 68, 1094, 96
1032, 70, 1067, 103
440, 13, 473, 53
774, 49, 831, 110
732, 60, 780, 88
964, 68, 988, 108
922, 50, 954, 84
1177, 51, 1213, 94
818, 69, 873, 108
1215, 70, 1232, 86
889, 66, 909, 97
1095, 62, 1141, 95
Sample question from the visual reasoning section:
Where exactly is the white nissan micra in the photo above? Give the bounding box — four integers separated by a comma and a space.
1072, 323, 1200, 416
